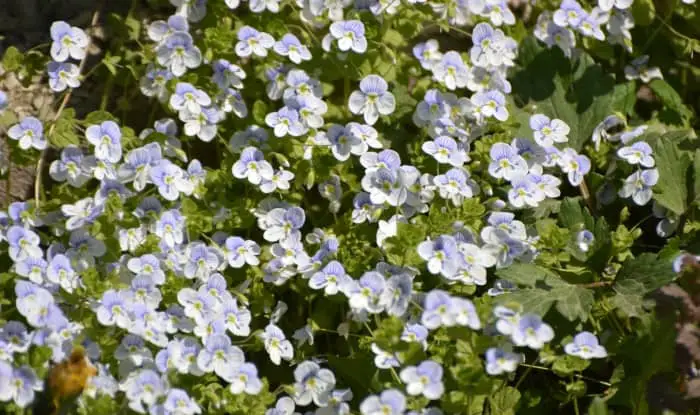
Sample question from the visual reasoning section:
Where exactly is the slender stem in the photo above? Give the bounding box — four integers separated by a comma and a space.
514, 364, 533, 389
579, 179, 595, 215
4, 145, 11, 207
578, 281, 613, 288
518, 363, 612, 387
35, 7, 102, 210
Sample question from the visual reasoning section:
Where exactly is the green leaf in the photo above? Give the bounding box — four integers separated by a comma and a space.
495, 263, 559, 287
84, 110, 118, 125
50, 108, 80, 148
648, 79, 693, 124
488, 386, 521, 415
499, 288, 557, 316
552, 355, 591, 376
252, 100, 268, 125
652, 135, 692, 215
614, 252, 677, 293
512, 37, 635, 150
610, 280, 647, 318
551, 285, 594, 322
2, 46, 23, 72
587, 397, 609, 415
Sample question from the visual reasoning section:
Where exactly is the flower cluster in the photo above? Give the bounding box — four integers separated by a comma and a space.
0, 0, 690, 412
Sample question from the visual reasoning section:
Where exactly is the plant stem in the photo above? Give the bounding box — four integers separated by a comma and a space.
518, 363, 612, 387
579, 179, 595, 215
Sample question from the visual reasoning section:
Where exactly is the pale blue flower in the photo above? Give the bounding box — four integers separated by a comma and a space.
170, 82, 211, 116
236, 26, 275, 57
360, 389, 405, 415
274, 34, 312, 64
212, 59, 246, 90
619, 168, 658, 206
50, 21, 88, 62
564, 331, 608, 359
433, 51, 469, 90
349, 75, 395, 125
8, 117, 47, 151
86, 121, 122, 163
292, 360, 336, 406
324, 20, 367, 53
413, 39, 442, 70
226, 362, 263, 395
471, 89, 509, 122
149, 160, 193, 201
47, 61, 81, 92
553, 0, 586, 28
197, 334, 245, 378
400, 360, 444, 400
147, 15, 189, 43
617, 141, 654, 167
310, 261, 350, 295
156, 32, 202, 77
512, 314, 554, 349
232, 146, 274, 185
485, 347, 522, 375
421, 290, 456, 329
261, 324, 293, 365
265, 106, 307, 137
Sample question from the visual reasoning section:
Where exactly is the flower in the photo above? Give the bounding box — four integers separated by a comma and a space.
421, 290, 456, 329
413, 39, 442, 70
485, 347, 522, 375
400, 360, 444, 400
471, 89, 509, 122
236, 26, 275, 57
155, 32, 202, 77
598, 0, 633, 12
0, 365, 42, 408
50, 21, 89, 62
147, 15, 189, 43
564, 331, 608, 359
360, 389, 406, 415
511, 314, 555, 349
324, 20, 367, 53
292, 360, 336, 406
162, 389, 202, 414
422, 136, 467, 167
8, 117, 47, 151
261, 324, 293, 365
617, 141, 655, 167
619, 168, 658, 206
86, 121, 122, 163
274, 34, 312, 64
149, 160, 194, 201
232, 146, 274, 185
47, 61, 81, 92
488, 143, 528, 181
559, 149, 591, 186
265, 107, 307, 137
170, 82, 211, 116
624, 55, 663, 83
309, 261, 350, 295
349, 75, 396, 125
529, 114, 570, 147
210, 61, 245, 92
225, 362, 263, 395
417, 236, 460, 277
553, 0, 585, 28
433, 52, 469, 90
197, 334, 245, 378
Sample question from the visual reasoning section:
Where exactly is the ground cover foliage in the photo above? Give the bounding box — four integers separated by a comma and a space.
0, 0, 699, 413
